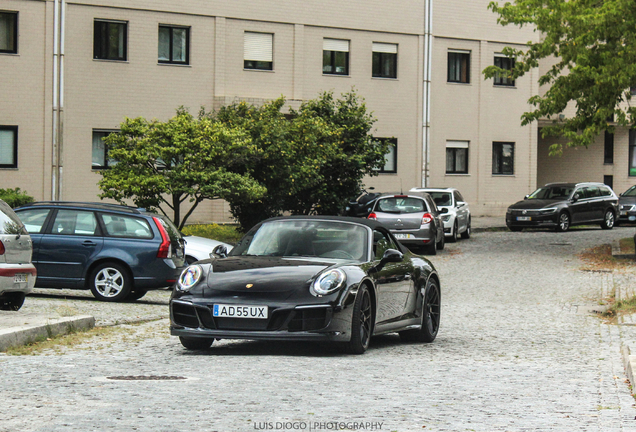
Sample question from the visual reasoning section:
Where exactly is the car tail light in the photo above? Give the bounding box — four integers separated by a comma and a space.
421, 213, 433, 225
367, 212, 377, 220
0, 240, 4, 255
153, 216, 172, 259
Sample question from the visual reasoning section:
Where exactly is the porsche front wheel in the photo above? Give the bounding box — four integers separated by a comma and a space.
344, 285, 373, 354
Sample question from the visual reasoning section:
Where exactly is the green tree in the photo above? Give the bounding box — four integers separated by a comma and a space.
483, 0, 636, 154
98, 109, 265, 229
214, 91, 388, 230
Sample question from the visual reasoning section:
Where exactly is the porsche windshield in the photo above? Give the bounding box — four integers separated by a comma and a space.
527, 186, 574, 200
230, 220, 369, 262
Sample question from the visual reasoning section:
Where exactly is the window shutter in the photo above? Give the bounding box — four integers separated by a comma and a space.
446, 140, 469, 149
372, 42, 397, 54
244, 32, 273, 62
323, 38, 349, 52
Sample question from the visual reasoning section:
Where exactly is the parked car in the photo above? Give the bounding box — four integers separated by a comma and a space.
506, 182, 619, 232
367, 192, 445, 255
170, 216, 441, 354
617, 185, 636, 225
0, 199, 37, 311
410, 187, 471, 242
183, 235, 233, 264
14, 202, 185, 302
344, 188, 382, 218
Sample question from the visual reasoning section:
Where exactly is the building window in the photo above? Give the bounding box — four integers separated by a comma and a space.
158, 25, 189, 65
92, 130, 117, 169
604, 130, 614, 164
446, 141, 469, 174
94, 20, 127, 61
244, 32, 273, 70
323, 38, 349, 75
492, 142, 515, 175
604, 175, 613, 190
372, 42, 397, 79
630, 130, 636, 176
0, 11, 18, 54
0, 126, 17, 168
494, 55, 515, 86
447, 50, 470, 83
373, 138, 397, 173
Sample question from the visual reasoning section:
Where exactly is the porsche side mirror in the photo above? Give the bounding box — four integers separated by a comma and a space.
382, 249, 403, 263
211, 244, 228, 259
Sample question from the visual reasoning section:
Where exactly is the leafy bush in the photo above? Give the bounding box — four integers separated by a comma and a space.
181, 224, 243, 244
0, 188, 34, 208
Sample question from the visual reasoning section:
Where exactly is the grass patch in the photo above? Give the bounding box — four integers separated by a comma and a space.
578, 245, 632, 272
620, 237, 635, 254
602, 296, 636, 320
182, 223, 243, 244
5, 326, 120, 356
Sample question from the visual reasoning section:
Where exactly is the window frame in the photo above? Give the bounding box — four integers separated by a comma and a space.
372, 42, 397, 79
445, 141, 469, 174
0, 11, 18, 54
447, 50, 470, 84
158, 24, 190, 65
322, 38, 350, 76
604, 130, 614, 164
374, 138, 397, 174
493, 55, 515, 87
492, 141, 515, 175
244, 31, 273, 71
92, 129, 118, 170
0, 125, 18, 168
93, 19, 128, 61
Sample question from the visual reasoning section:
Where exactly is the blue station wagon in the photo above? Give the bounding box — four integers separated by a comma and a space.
14, 202, 185, 302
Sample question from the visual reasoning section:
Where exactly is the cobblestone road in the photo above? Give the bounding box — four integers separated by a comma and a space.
2, 227, 636, 432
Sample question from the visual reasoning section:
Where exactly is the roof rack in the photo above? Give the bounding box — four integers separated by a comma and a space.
25, 201, 144, 214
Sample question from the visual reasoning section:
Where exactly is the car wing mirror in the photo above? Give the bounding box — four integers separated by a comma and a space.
440, 207, 449, 214
369, 248, 403, 273
457, 201, 466, 207
571, 193, 580, 203
524, 195, 529, 200
211, 244, 228, 259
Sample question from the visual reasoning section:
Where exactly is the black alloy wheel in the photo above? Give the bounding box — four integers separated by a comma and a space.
344, 285, 373, 354
461, 218, 471, 239
556, 212, 570, 232
400, 278, 441, 343
179, 336, 214, 350
601, 210, 615, 230
437, 230, 445, 251
0, 292, 25, 311
448, 221, 458, 243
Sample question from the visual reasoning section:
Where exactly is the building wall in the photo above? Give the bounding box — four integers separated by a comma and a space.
1, 0, 544, 223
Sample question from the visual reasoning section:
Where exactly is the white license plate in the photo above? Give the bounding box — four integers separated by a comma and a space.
394, 233, 413, 239
517, 216, 531, 221
213, 304, 268, 319
13, 274, 27, 283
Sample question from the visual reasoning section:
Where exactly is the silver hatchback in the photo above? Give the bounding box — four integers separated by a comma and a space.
0, 199, 36, 310
368, 193, 445, 255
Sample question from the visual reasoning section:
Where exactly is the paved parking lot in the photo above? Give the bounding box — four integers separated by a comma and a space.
2, 227, 636, 431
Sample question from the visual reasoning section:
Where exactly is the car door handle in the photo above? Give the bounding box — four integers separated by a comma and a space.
82, 241, 97, 247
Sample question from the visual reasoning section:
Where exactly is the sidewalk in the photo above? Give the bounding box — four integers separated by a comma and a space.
470, 215, 507, 232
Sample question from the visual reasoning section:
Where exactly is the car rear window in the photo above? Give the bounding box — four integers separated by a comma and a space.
377, 197, 425, 214
0, 200, 28, 235
428, 192, 452, 207
102, 214, 153, 239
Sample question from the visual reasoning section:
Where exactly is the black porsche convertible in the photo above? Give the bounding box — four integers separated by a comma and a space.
169, 216, 441, 354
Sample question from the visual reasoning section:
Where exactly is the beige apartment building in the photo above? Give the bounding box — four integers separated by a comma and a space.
3, 0, 621, 223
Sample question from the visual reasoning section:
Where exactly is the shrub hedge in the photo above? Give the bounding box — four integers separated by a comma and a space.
0, 188, 34, 208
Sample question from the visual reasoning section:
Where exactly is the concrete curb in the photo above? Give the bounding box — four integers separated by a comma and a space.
622, 345, 636, 390
0, 315, 95, 352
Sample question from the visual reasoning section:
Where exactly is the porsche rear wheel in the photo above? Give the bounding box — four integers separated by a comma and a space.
344, 285, 373, 354
400, 278, 440, 343
179, 336, 214, 350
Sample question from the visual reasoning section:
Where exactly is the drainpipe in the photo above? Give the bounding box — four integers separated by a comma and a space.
52, 0, 65, 200
422, 0, 433, 187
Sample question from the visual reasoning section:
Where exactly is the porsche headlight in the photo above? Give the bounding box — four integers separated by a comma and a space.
177, 265, 203, 292
312, 269, 346, 296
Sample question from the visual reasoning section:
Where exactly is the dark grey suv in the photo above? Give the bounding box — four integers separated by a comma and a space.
14, 202, 185, 302
506, 182, 619, 232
